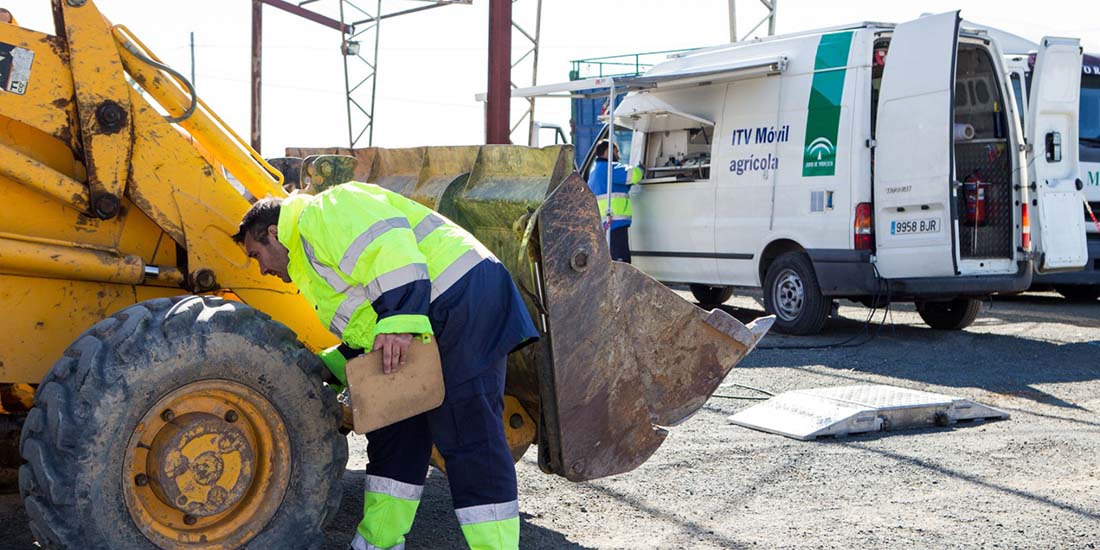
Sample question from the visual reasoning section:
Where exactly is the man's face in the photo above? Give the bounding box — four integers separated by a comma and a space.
243, 225, 292, 283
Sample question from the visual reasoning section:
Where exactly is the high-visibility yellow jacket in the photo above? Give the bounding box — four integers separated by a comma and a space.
586, 159, 643, 230
278, 182, 494, 352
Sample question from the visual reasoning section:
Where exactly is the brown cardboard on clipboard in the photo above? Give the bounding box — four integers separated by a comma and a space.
345, 335, 444, 434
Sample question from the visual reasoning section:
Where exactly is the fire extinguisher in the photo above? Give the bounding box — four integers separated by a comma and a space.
964, 172, 990, 227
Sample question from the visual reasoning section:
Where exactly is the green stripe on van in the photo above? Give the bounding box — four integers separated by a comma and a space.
802, 31, 854, 177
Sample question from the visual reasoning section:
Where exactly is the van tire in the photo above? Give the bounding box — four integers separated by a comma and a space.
763, 252, 829, 335
19, 296, 347, 549
1054, 285, 1100, 303
690, 284, 734, 305
916, 298, 981, 330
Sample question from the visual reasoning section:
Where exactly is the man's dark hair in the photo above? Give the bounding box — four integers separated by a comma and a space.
233, 196, 283, 244
594, 139, 610, 159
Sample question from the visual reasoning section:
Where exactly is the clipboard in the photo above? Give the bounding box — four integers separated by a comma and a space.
345, 335, 444, 434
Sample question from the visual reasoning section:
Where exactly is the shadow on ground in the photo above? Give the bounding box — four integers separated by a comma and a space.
698, 294, 1100, 412
0, 469, 586, 549
324, 469, 590, 550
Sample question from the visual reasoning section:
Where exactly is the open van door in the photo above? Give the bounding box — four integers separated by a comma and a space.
873, 12, 961, 279
1027, 37, 1088, 272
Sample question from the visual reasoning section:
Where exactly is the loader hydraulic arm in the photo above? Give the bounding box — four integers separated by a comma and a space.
0, 1, 337, 384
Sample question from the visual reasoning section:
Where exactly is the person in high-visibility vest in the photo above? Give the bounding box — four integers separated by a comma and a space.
234, 182, 538, 550
586, 139, 643, 262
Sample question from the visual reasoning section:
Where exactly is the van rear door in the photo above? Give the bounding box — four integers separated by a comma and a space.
1027, 37, 1088, 272
873, 12, 961, 279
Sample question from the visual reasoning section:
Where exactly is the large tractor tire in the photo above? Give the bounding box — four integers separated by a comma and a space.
916, 298, 981, 330
763, 252, 830, 335
18, 296, 348, 549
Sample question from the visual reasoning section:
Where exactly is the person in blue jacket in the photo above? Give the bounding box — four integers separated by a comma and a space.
586, 139, 642, 262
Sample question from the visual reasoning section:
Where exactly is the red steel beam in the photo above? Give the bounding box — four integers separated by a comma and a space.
486, 0, 511, 144
261, 0, 351, 33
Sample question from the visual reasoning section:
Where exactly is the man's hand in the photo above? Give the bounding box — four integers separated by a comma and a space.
373, 333, 413, 374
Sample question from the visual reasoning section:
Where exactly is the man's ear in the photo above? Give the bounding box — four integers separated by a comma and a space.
267, 224, 278, 240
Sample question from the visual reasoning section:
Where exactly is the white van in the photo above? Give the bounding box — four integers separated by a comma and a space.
1004, 50, 1100, 301
580, 12, 1087, 334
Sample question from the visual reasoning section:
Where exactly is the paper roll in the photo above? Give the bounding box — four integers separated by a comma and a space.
954, 123, 975, 141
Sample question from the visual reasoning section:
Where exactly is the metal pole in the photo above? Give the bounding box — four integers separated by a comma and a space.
189, 31, 196, 88
728, 0, 736, 42
768, 0, 777, 35
368, 0, 382, 146
486, 0, 511, 144
340, 1, 354, 147
605, 79, 615, 247
250, 0, 262, 152
526, 0, 542, 146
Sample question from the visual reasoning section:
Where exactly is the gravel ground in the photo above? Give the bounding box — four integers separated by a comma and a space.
2, 291, 1098, 549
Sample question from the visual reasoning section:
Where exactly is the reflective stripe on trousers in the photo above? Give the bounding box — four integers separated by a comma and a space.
365, 474, 424, 500
455, 500, 519, 525
354, 475, 423, 550
350, 532, 404, 550
455, 500, 520, 550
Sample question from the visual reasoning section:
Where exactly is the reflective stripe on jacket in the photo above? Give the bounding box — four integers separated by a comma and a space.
586, 159, 642, 230
278, 182, 493, 351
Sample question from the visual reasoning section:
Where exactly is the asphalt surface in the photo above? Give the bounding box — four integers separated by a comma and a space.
1, 291, 1098, 548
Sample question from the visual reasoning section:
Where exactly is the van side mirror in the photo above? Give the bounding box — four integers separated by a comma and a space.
1044, 131, 1062, 162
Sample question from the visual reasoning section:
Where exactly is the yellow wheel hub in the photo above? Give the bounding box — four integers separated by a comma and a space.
124, 381, 291, 549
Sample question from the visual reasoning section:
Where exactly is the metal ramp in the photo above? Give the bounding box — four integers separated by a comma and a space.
727, 384, 1009, 440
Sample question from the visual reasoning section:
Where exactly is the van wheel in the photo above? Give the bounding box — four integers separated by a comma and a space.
916, 298, 981, 330
690, 284, 734, 305
1054, 285, 1100, 303
763, 252, 829, 335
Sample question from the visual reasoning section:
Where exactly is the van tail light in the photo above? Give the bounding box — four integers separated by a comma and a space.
855, 202, 874, 251
1021, 202, 1032, 252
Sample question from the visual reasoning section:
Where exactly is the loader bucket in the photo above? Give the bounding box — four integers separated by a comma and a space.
284, 144, 771, 481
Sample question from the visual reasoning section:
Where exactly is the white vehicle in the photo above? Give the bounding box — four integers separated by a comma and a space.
574, 12, 1087, 334
1004, 50, 1100, 301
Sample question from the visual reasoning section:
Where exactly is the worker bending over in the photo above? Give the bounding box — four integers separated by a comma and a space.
586, 139, 643, 263
235, 182, 538, 550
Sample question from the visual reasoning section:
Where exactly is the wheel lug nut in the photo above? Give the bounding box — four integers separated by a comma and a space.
134, 473, 148, 487
183, 514, 197, 526
224, 410, 238, 423
161, 409, 175, 422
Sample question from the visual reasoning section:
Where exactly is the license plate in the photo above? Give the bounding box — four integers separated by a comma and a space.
891, 218, 940, 235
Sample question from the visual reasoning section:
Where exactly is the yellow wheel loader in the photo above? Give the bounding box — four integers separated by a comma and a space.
0, 1, 770, 548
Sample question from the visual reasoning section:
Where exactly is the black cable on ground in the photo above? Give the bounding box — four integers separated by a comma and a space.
722, 382, 775, 396
711, 394, 771, 400
711, 382, 775, 401
755, 263, 893, 351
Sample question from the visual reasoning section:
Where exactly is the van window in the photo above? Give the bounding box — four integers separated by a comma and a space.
579, 125, 633, 180
640, 126, 712, 182
1010, 73, 1026, 128
1081, 74, 1100, 146
869, 42, 889, 138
